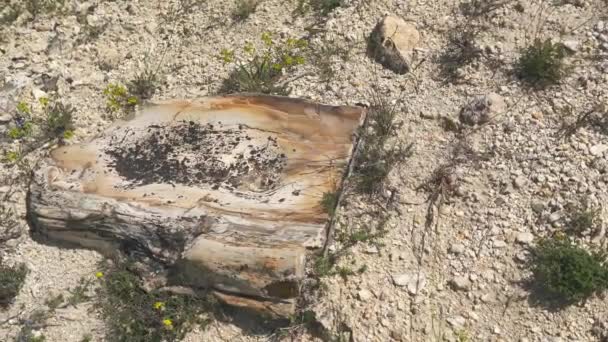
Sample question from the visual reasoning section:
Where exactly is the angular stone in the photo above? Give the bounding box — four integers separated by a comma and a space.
516, 232, 534, 245
513, 175, 527, 189
392, 272, 427, 295
358, 289, 373, 301
590, 144, 608, 156
449, 275, 471, 291
449, 243, 466, 255
26, 95, 365, 317
368, 15, 420, 74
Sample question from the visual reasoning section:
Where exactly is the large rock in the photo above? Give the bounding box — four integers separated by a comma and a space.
26, 95, 365, 317
369, 15, 420, 74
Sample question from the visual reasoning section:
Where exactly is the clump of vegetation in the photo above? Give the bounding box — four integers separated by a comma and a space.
43, 99, 75, 141
97, 263, 212, 342
518, 38, 566, 88
24, 0, 67, 19
80, 334, 93, 342
297, 0, 343, 15
219, 33, 308, 95
558, 103, 608, 138
104, 83, 139, 113
309, 39, 353, 82
531, 237, 608, 304
353, 96, 412, 194
5, 97, 74, 145
7, 102, 34, 140
0, 262, 28, 309
565, 199, 601, 236
0, 1, 22, 25
320, 191, 339, 217
127, 51, 167, 101
439, 27, 483, 82
128, 70, 161, 101
159, 0, 208, 25
0, 0, 67, 24
233, 0, 259, 21
460, 0, 512, 17
313, 255, 336, 278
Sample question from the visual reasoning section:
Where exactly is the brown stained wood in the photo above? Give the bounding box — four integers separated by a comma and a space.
26, 95, 365, 316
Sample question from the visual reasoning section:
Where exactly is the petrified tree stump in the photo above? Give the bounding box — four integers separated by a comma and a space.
26, 95, 364, 316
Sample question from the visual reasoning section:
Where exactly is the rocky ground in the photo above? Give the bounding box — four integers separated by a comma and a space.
1, 0, 608, 341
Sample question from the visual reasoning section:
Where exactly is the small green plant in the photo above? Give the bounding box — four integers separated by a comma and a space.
15, 307, 56, 342
565, 199, 601, 236
297, 0, 343, 15
353, 97, 412, 194
0, 262, 28, 309
43, 99, 75, 141
558, 103, 608, 138
531, 237, 608, 304
0, 1, 22, 25
335, 265, 366, 281
518, 38, 566, 88
24, 0, 67, 19
65, 277, 93, 307
79, 334, 93, 342
313, 255, 336, 277
233, 0, 259, 21
97, 263, 212, 342
104, 83, 139, 113
7, 123, 33, 140
321, 191, 339, 216
7, 98, 75, 143
456, 329, 470, 342
0, 202, 20, 243
220, 33, 308, 95
16, 101, 31, 115
460, 0, 512, 17
439, 26, 483, 82
128, 69, 161, 101
309, 39, 353, 82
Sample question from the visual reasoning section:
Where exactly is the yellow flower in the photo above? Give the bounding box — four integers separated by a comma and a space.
63, 130, 74, 140
16, 101, 30, 114
261, 32, 273, 46
154, 301, 165, 310
244, 42, 255, 55
39, 97, 49, 108
162, 318, 173, 329
95, 272, 104, 278
219, 48, 235, 64
283, 55, 294, 66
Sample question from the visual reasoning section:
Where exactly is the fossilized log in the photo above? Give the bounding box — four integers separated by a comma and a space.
26, 95, 364, 317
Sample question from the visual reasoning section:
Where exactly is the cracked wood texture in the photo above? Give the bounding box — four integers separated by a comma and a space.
26, 95, 365, 317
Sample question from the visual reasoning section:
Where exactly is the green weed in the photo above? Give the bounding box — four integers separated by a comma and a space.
353, 98, 412, 194
43, 99, 75, 141
97, 263, 212, 342
321, 191, 339, 217
103, 83, 139, 113
518, 38, 566, 88
0, 263, 28, 309
220, 33, 308, 95
565, 199, 601, 236
297, 0, 343, 15
233, 0, 259, 21
24, 0, 67, 19
531, 237, 608, 304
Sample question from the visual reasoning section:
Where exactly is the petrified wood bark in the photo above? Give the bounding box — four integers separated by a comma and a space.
26, 95, 364, 316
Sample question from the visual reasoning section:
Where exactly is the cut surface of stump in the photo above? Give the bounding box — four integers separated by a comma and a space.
26, 95, 365, 316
